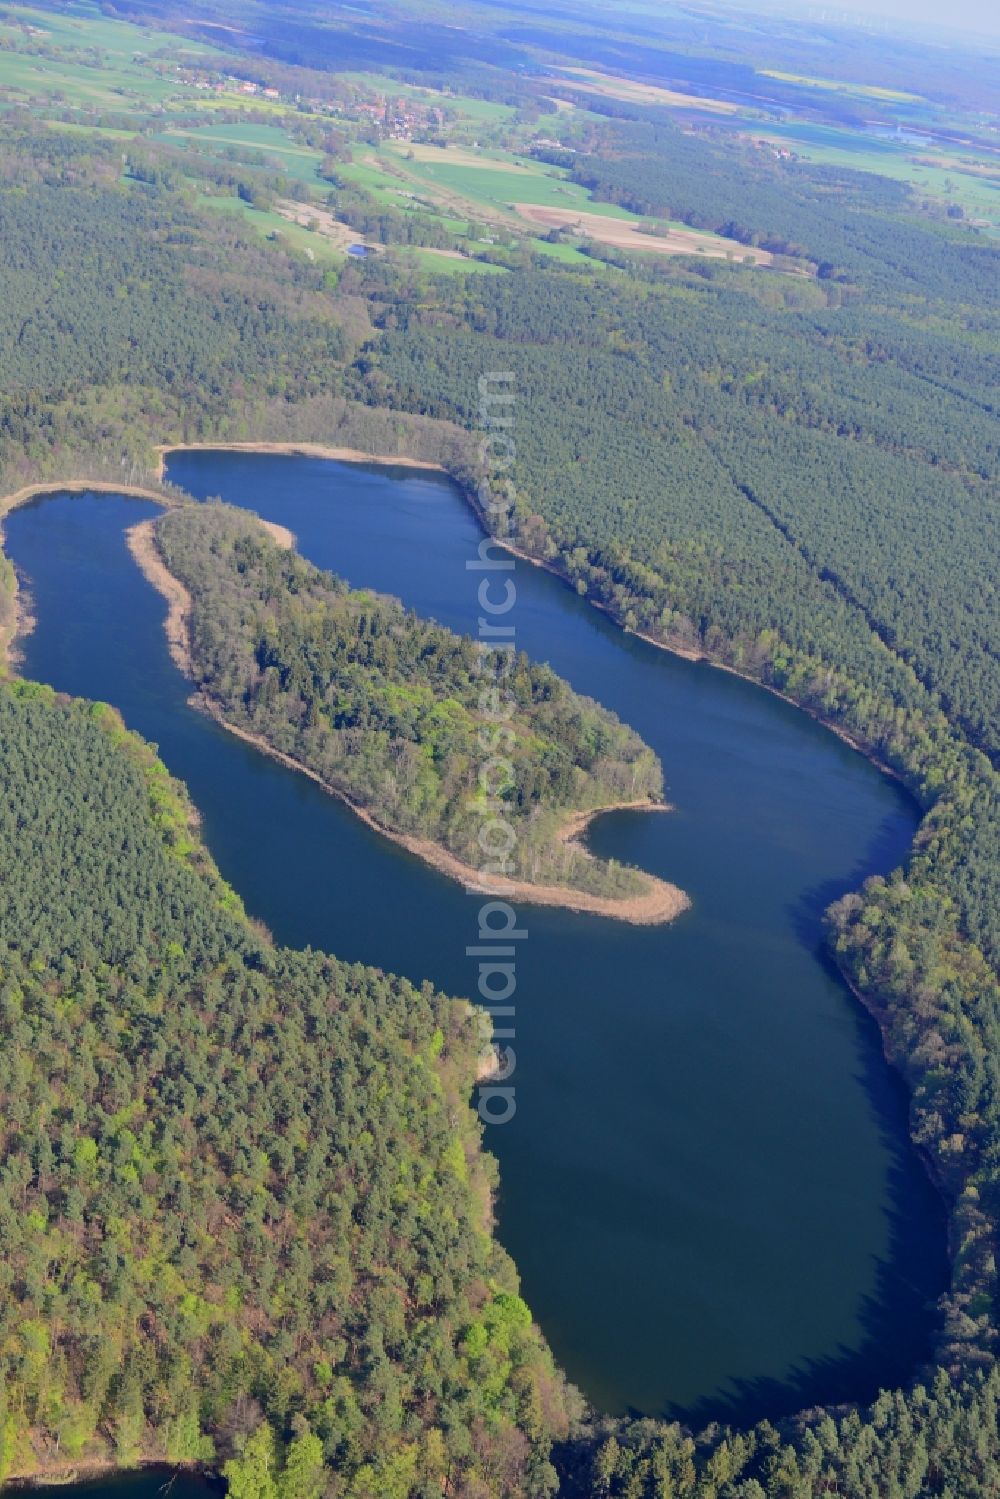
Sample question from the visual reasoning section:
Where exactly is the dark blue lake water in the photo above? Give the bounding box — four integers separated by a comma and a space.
4, 452, 947, 1427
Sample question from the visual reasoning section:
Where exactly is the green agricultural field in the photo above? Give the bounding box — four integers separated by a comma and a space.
400, 246, 508, 273
381, 141, 640, 223
178, 91, 302, 118
45, 119, 136, 139
0, 0, 223, 62
155, 122, 327, 186
758, 68, 924, 104
761, 124, 1000, 227
336, 154, 413, 201
199, 192, 344, 262
529, 236, 602, 265
0, 1, 223, 114
334, 140, 651, 263
0, 47, 173, 109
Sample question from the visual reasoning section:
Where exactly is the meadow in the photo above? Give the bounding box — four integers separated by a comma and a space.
757, 121, 1000, 228
0, 0, 224, 112
155, 122, 328, 185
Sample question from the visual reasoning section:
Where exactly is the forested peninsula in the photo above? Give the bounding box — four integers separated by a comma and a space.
140, 502, 683, 923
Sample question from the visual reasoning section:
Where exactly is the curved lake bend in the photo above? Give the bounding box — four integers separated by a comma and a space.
5, 452, 948, 1427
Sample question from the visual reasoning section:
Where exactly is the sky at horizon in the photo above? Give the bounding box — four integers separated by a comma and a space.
782, 0, 1000, 43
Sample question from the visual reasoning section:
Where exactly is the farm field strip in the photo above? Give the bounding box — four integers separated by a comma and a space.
512, 203, 774, 260
553, 66, 743, 113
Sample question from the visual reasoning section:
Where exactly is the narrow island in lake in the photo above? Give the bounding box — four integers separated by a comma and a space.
131, 502, 689, 925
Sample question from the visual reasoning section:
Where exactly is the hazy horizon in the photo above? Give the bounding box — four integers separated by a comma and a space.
778, 0, 1000, 44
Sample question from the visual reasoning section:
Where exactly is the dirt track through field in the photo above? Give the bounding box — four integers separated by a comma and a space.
513, 203, 773, 262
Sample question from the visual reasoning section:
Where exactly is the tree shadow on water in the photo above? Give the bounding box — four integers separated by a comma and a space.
681, 806, 951, 1432
666, 1143, 949, 1431
788, 803, 917, 952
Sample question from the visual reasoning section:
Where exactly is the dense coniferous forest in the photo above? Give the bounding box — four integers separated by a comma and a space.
0, 680, 575, 1495
154, 503, 663, 897
0, 138, 474, 507
564, 117, 1000, 296
0, 5, 999, 1490
356, 256, 1000, 767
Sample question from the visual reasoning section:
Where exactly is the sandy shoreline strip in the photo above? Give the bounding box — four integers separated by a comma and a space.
154, 441, 446, 479
126, 518, 689, 927
126, 520, 196, 674
125, 516, 294, 667
203, 715, 689, 925
0, 477, 176, 524
258, 518, 296, 550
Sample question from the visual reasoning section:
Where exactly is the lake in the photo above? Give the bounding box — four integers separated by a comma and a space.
4, 451, 948, 1428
